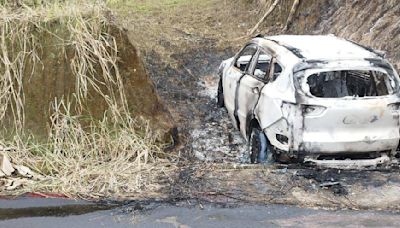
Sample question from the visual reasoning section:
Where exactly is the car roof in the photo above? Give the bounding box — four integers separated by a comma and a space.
262, 35, 380, 61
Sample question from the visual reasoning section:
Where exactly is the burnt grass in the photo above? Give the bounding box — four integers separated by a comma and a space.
141, 37, 400, 211
143, 38, 237, 158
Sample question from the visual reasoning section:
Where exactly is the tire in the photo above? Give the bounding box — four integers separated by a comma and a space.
274, 152, 291, 164
249, 128, 262, 163
217, 78, 225, 108
249, 127, 275, 164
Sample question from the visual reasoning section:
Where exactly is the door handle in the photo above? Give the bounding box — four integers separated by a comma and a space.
252, 87, 260, 94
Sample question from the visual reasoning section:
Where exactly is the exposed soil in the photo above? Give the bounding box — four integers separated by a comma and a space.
112, 0, 400, 211
1, 20, 173, 140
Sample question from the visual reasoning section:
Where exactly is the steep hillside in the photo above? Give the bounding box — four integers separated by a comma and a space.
252, 0, 400, 67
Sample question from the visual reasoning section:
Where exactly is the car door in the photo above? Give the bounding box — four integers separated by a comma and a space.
223, 44, 258, 126
236, 48, 272, 137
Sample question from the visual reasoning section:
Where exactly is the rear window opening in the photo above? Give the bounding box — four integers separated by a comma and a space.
306, 70, 396, 98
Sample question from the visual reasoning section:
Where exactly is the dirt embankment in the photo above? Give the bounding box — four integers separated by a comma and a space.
255, 0, 400, 67
7, 20, 173, 140
0, 3, 179, 198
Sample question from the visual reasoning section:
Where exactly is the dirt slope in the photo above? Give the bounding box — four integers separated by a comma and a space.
2, 19, 173, 140
256, 0, 400, 68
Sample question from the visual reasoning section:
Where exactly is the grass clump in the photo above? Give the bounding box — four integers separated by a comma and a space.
107, 0, 206, 13
0, 1, 176, 199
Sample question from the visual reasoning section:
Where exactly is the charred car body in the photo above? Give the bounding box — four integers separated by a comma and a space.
217, 35, 400, 166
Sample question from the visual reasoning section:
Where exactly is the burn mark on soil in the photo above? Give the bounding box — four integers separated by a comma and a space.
296, 168, 349, 196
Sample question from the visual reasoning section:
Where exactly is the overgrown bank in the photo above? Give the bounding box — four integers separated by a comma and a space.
0, 1, 176, 199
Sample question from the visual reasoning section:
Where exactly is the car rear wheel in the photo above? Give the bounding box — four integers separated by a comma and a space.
217, 78, 224, 108
249, 127, 274, 164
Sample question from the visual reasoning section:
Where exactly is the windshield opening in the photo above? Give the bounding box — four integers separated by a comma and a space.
306, 70, 395, 98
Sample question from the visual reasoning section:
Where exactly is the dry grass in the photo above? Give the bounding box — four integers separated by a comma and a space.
0, 1, 176, 199
108, 0, 196, 13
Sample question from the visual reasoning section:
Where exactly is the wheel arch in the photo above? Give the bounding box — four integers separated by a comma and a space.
246, 114, 261, 141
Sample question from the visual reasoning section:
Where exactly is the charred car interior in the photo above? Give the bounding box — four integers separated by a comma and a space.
306, 70, 395, 98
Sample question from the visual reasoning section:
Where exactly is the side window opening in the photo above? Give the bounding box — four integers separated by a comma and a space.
234, 45, 257, 72
252, 50, 271, 80
272, 63, 282, 80
306, 70, 395, 98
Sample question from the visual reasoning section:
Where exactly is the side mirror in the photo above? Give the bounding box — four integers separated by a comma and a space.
236, 61, 244, 69
235, 61, 242, 68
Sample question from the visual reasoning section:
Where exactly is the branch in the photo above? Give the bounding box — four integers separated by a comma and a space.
282, 0, 301, 32
248, 0, 281, 36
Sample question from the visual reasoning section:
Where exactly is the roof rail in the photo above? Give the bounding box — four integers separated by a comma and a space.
263, 38, 305, 59
345, 39, 386, 58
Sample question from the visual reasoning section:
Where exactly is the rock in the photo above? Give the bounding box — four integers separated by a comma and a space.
0, 152, 15, 176
14, 165, 35, 178
5, 178, 24, 191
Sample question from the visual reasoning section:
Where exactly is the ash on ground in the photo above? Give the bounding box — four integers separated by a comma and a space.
190, 74, 249, 163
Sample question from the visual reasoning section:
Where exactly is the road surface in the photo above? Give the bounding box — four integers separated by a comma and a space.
1, 197, 400, 227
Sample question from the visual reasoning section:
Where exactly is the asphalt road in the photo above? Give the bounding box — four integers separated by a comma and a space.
1, 197, 400, 228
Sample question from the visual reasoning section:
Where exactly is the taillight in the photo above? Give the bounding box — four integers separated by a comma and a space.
302, 105, 327, 116
387, 103, 400, 111
387, 103, 400, 114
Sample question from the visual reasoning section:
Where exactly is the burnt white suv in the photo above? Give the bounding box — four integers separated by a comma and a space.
217, 35, 400, 166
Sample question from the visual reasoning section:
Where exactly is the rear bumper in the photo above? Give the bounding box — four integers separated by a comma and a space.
293, 95, 400, 155
298, 131, 399, 154
305, 155, 391, 169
